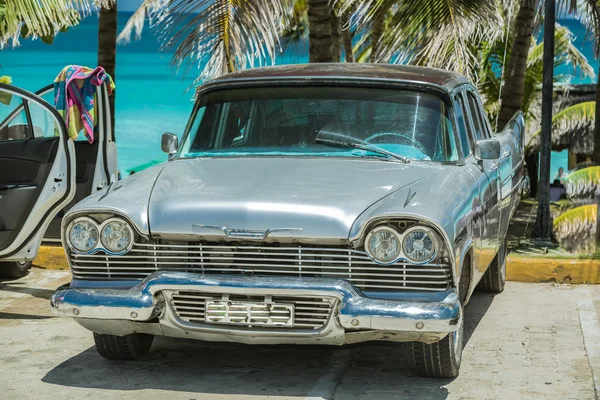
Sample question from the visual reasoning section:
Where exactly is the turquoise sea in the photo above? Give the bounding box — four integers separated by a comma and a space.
0, 14, 595, 178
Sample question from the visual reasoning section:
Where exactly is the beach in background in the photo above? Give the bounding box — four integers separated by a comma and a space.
0, 13, 593, 177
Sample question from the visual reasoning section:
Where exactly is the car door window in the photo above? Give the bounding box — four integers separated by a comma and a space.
469, 92, 493, 138
28, 101, 57, 138
0, 96, 31, 141
466, 93, 485, 141
454, 94, 472, 158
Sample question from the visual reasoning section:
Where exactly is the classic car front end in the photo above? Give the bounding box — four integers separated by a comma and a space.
51, 64, 524, 378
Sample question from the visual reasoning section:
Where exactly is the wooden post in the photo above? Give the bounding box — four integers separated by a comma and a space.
534, 0, 554, 240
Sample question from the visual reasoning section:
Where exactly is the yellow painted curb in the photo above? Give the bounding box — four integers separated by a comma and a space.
33, 245, 69, 270
507, 255, 600, 284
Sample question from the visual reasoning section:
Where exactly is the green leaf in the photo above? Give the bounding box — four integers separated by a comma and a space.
564, 166, 600, 199
20, 23, 30, 38
41, 34, 55, 45
553, 204, 597, 254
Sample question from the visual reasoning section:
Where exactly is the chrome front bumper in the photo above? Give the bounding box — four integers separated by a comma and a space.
50, 272, 462, 345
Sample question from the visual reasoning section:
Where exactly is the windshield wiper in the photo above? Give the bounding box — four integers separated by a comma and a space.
315, 138, 409, 164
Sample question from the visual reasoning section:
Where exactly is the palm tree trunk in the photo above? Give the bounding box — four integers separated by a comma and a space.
342, 28, 354, 62
370, 11, 384, 62
308, 0, 334, 62
497, 0, 538, 130
98, 2, 117, 137
330, 9, 341, 62
341, 9, 354, 62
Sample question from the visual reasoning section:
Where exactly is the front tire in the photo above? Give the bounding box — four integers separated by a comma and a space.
93, 333, 154, 360
412, 322, 463, 378
0, 261, 32, 280
477, 240, 507, 293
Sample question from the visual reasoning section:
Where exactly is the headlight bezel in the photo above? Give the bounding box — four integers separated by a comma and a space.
66, 215, 135, 255
365, 226, 403, 265
99, 217, 135, 255
65, 217, 100, 254
401, 226, 438, 264
363, 223, 439, 265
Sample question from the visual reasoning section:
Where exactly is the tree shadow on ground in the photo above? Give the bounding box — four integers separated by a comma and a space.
41, 293, 495, 399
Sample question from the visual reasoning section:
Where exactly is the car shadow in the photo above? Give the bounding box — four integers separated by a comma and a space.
0, 280, 57, 300
41, 293, 495, 399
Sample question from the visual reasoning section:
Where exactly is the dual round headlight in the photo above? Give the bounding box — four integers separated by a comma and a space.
365, 225, 436, 265
67, 217, 134, 254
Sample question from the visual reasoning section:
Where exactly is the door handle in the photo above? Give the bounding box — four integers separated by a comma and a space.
491, 161, 500, 170
502, 150, 512, 158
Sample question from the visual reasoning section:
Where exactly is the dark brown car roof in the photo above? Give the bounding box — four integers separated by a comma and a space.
210, 63, 469, 90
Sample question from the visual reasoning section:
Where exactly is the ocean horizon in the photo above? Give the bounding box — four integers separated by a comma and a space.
0, 12, 595, 179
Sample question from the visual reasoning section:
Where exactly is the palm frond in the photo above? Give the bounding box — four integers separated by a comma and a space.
0, 0, 107, 47
379, 0, 502, 80
527, 24, 595, 79
119, 0, 294, 83
564, 166, 600, 199
527, 101, 595, 154
553, 204, 597, 254
281, 0, 308, 45
579, 0, 600, 57
333, 0, 502, 80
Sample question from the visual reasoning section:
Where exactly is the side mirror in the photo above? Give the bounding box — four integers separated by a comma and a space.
161, 132, 178, 160
474, 138, 501, 160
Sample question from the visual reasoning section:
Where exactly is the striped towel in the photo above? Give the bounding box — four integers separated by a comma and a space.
53, 65, 115, 143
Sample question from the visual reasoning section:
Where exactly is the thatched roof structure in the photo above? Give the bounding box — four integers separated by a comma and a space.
526, 84, 595, 156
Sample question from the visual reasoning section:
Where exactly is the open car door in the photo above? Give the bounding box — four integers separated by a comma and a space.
0, 84, 76, 265
33, 83, 118, 241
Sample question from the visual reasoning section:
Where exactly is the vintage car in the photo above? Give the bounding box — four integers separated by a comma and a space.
50, 64, 524, 378
0, 81, 117, 279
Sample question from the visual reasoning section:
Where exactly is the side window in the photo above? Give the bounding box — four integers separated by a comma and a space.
454, 94, 472, 158
466, 93, 485, 141
0, 93, 31, 141
28, 101, 57, 138
473, 93, 493, 138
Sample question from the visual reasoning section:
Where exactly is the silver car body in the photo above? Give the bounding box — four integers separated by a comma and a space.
51, 64, 524, 346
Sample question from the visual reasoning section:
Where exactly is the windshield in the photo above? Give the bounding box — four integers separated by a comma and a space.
177, 86, 459, 162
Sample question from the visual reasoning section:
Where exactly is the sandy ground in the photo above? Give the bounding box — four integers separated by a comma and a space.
1, 268, 599, 400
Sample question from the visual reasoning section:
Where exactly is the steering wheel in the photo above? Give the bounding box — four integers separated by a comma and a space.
363, 131, 429, 155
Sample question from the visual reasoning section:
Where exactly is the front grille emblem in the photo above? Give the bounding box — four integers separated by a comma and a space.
192, 225, 303, 240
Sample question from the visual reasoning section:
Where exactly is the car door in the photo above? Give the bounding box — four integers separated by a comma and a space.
495, 111, 525, 238
460, 91, 501, 272
33, 83, 118, 241
0, 84, 76, 261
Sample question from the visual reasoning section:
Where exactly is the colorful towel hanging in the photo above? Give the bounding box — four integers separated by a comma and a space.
53, 65, 115, 143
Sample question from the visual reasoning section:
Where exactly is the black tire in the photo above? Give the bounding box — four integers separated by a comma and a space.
93, 333, 154, 361
412, 322, 463, 378
477, 240, 507, 293
0, 261, 32, 280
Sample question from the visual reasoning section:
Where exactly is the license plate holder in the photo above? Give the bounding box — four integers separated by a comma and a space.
205, 300, 295, 327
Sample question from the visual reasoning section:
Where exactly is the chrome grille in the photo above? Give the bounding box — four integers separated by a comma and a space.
168, 291, 334, 330
69, 242, 452, 292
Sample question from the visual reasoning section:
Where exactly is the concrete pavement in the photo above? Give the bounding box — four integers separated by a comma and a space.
0, 268, 598, 399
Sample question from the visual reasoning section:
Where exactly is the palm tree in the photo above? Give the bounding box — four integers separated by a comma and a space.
496, 0, 539, 130
0, 0, 103, 46
478, 24, 593, 128
98, 0, 117, 135
478, 21, 593, 195
307, 0, 335, 62
119, 0, 294, 83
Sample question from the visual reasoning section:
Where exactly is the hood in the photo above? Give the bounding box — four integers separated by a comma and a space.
148, 157, 445, 242
67, 166, 165, 235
